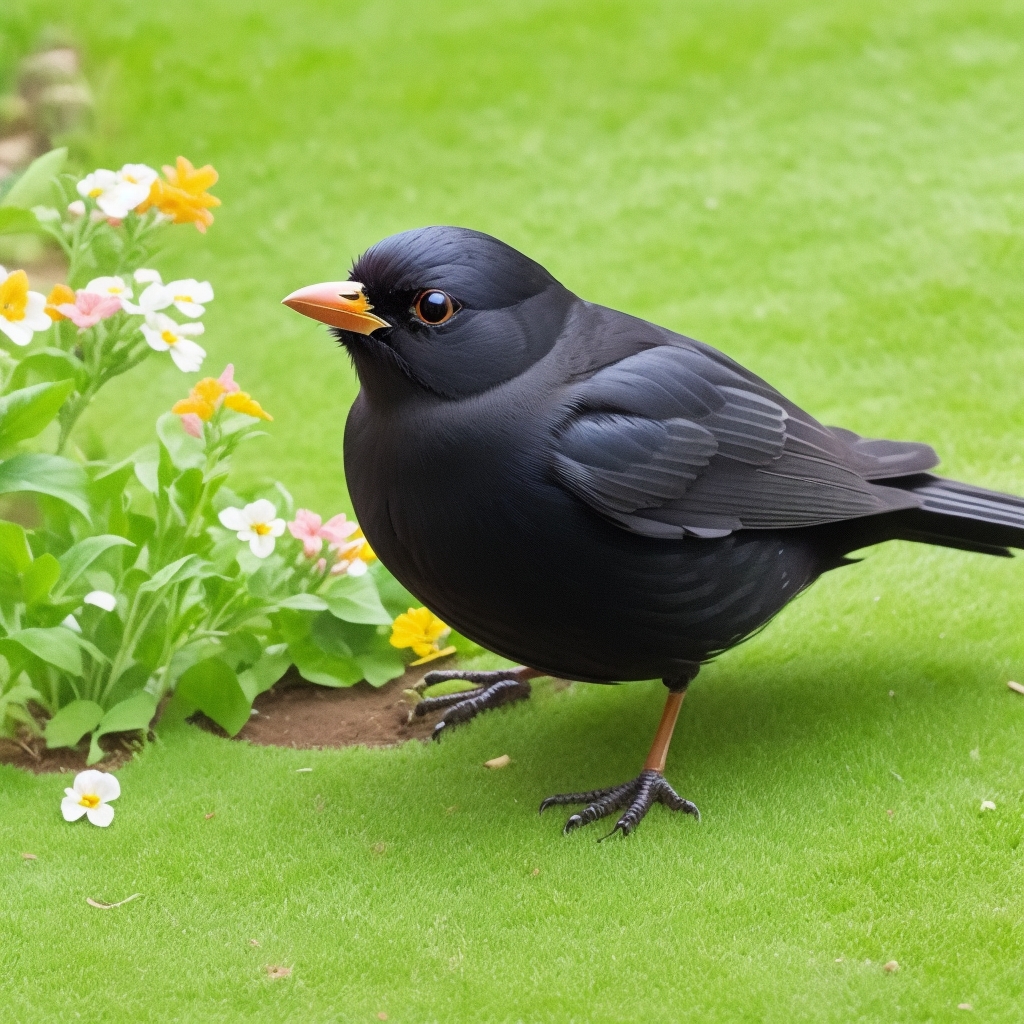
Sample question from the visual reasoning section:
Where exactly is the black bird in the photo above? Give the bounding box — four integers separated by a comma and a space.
284, 226, 1024, 837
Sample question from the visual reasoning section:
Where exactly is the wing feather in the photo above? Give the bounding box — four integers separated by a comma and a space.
551, 342, 922, 538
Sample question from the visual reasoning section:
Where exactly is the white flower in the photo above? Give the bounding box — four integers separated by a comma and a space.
0, 265, 51, 347
84, 590, 117, 612
61, 770, 120, 827
122, 270, 213, 318
68, 199, 86, 217
76, 168, 118, 205
61, 614, 82, 632
981, 800, 996, 812
219, 499, 286, 558
140, 312, 206, 372
83, 276, 133, 304
76, 163, 157, 219
163, 278, 214, 318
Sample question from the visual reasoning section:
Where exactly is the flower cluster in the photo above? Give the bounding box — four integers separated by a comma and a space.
389, 607, 456, 666
75, 157, 220, 232
172, 364, 271, 438
288, 509, 375, 576
40, 268, 215, 372
215, 496, 376, 573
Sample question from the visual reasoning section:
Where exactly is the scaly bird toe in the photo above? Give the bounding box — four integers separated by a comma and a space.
540, 769, 700, 838
413, 667, 535, 740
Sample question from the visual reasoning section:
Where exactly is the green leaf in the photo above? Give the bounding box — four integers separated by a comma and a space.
355, 649, 406, 687
0, 379, 76, 450
87, 691, 157, 765
167, 657, 251, 737
54, 535, 134, 598
0, 453, 91, 520
0, 518, 33, 575
275, 593, 328, 612
5, 348, 82, 393
0, 676, 42, 739
290, 639, 364, 688
132, 444, 159, 495
156, 412, 205, 471
138, 554, 217, 594
0, 207, 41, 236
45, 698, 103, 749
237, 647, 291, 703
0, 148, 67, 210
310, 612, 354, 658
2, 626, 82, 675
22, 553, 60, 606
323, 573, 393, 625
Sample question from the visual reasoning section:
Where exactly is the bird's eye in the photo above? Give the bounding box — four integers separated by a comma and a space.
413, 290, 459, 325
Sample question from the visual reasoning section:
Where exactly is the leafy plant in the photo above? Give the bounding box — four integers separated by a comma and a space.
0, 149, 428, 762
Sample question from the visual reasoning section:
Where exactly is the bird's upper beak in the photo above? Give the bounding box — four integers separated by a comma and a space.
281, 281, 389, 334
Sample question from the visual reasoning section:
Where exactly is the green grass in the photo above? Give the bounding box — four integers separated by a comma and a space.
2, 0, 1024, 1019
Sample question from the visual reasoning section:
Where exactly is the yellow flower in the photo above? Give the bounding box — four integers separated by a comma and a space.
138, 157, 221, 233
45, 283, 76, 321
390, 607, 456, 664
0, 269, 29, 322
351, 527, 376, 562
224, 391, 272, 420
0, 267, 51, 346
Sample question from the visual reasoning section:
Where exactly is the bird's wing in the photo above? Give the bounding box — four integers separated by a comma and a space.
551, 341, 933, 538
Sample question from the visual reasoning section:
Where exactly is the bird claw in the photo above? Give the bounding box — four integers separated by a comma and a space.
540, 769, 700, 837
413, 667, 533, 740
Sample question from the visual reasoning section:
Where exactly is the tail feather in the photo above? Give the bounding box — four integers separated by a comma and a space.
880, 473, 1024, 556
818, 473, 1024, 559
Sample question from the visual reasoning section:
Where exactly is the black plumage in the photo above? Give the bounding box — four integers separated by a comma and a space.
285, 226, 1024, 836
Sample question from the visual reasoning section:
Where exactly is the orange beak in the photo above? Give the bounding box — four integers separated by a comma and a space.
281, 281, 389, 334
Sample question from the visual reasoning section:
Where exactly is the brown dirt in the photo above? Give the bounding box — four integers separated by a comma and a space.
0, 666, 452, 774
0, 731, 136, 775
232, 666, 438, 749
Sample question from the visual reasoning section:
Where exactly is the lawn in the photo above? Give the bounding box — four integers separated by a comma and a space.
2, 0, 1024, 1020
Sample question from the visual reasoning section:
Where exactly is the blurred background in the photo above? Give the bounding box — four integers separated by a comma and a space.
2, 0, 1021, 519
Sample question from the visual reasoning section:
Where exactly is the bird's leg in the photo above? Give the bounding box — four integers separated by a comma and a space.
413, 666, 540, 740
540, 670, 701, 838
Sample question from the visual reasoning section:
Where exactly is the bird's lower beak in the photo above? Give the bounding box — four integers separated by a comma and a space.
281, 281, 389, 334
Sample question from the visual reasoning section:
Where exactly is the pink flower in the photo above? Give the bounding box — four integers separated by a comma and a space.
288, 509, 324, 558
217, 363, 240, 394
314, 558, 327, 574
319, 513, 358, 551
54, 291, 122, 330
180, 413, 204, 438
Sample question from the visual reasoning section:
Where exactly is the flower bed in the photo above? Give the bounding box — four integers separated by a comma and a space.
0, 149, 469, 770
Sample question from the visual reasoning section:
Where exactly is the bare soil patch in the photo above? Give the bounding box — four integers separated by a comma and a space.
235, 667, 436, 749
0, 666, 445, 774
0, 732, 136, 775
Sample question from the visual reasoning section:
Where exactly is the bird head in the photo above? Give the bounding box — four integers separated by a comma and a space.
282, 226, 572, 401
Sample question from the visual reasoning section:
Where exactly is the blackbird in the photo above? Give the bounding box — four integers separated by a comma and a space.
284, 226, 1024, 838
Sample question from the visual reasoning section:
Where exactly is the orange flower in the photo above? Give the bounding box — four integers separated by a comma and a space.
171, 365, 272, 427
224, 391, 272, 421
45, 283, 77, 321
171, 367, 235, 422
138, 157, 221, 233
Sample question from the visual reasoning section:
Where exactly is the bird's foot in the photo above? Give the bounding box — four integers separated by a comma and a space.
540, 769, 700, 838
413, 667, 534, 740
